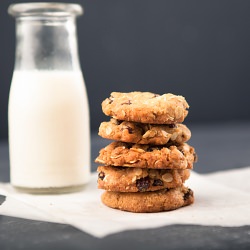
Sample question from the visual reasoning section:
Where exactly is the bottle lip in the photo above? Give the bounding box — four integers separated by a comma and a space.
8, 2, 83, 18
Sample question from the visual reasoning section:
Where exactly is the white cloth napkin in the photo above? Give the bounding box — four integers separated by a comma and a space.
0, 167, 250, 238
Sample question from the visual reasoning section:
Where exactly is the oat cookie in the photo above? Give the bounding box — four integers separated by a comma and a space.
99, 118, 191, 145
97, 166, 190, 192
101, 186, 194, 213
102, 92, 189, 124
95, 141, 197, 169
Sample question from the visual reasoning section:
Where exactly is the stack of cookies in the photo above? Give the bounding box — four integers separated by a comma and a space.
95, 91, 197, 213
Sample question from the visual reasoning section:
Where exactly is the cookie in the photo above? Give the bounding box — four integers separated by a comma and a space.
99, 118, 191, 145
97, 166, 190, 192
101, 186, 194, 213
95, 141, 197, 169
102, 92, 189, 124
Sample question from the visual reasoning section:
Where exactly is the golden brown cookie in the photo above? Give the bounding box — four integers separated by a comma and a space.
101, 92, 189, 124
101, 186, 194, 213
98, 118, 191, 145
97, 166, 190, 192
95, 141, 197, 169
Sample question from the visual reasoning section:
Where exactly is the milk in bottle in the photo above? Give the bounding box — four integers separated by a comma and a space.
8, 3, 90, 193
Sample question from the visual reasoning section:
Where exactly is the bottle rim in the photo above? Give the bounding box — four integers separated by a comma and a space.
8, 2, 83, 17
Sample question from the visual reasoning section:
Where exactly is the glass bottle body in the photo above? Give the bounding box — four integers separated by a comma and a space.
8, 3, 90, 193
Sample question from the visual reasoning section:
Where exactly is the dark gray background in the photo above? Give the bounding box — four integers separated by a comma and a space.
1, 2, 250, 247
1, 0, 250, 140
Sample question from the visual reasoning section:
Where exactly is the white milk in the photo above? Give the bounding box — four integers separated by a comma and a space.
8, 70, 90, 189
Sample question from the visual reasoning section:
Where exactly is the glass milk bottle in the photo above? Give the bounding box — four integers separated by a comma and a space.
8, 3, 90, 193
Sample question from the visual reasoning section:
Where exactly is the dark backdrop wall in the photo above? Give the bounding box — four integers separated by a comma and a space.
1, 0, 250, 140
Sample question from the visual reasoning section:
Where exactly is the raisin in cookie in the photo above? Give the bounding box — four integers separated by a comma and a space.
97, 166, 190, 192
101, 186, 194, 213
95, 141, 197, 169
99, 118, 191, 145
102, 92, 189, 124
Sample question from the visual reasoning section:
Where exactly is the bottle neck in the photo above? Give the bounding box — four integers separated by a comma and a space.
14, 16, 81, 71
